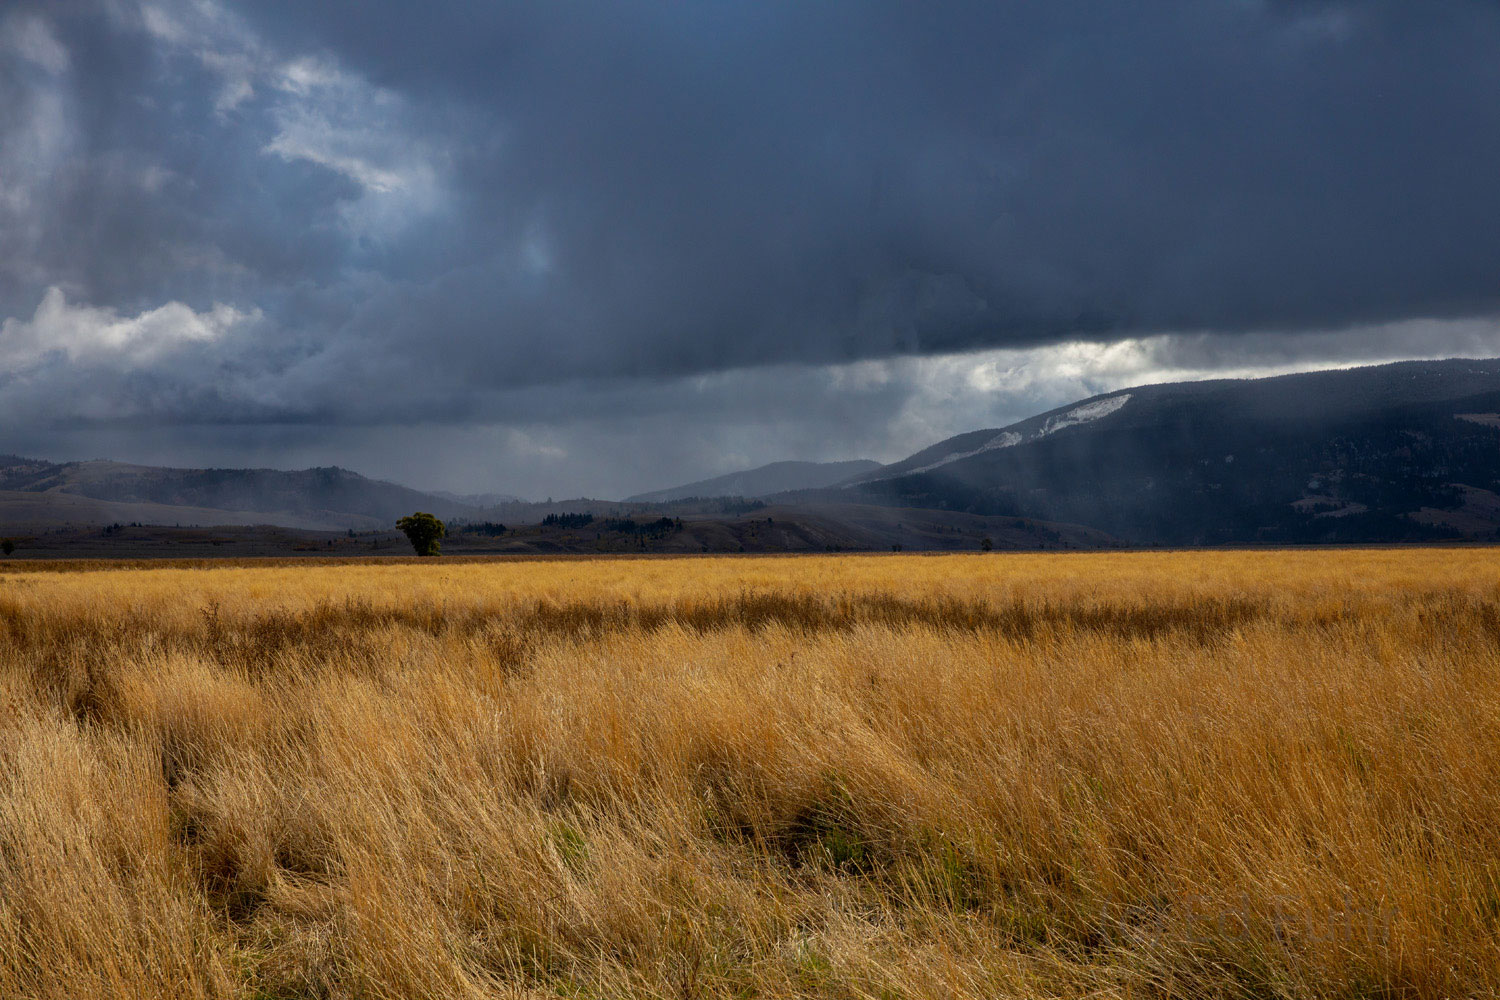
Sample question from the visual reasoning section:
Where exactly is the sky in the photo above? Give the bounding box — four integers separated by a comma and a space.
4, 1, 1500, 500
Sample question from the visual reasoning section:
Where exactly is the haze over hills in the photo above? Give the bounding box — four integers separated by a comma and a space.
625, 460, 882, 503
826, 358, 1500, 545
431, 489, 528, 507
6, 359, 1500, 552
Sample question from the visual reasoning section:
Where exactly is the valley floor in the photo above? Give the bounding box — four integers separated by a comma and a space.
0, 501, 1110, 558
0, 550, 1496, 998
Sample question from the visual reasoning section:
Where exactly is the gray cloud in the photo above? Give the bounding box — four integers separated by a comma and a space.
4, 1, 1500, 497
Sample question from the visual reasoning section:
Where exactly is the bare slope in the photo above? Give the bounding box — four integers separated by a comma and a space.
0, 489, 371, 532
626, 459, 881, 503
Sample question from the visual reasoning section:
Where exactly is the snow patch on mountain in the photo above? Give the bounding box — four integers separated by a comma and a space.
1037, 393, 1132, 437
859, 393, 1133, 483
908, 432, 1022, 475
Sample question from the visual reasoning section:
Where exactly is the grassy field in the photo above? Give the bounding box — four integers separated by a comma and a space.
0, 549, 1496, 998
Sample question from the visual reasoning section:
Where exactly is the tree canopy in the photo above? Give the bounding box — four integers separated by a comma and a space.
396, 512, 446, 556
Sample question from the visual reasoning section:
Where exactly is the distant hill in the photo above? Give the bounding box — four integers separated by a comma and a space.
0, 489, 360, 532
0, 457, 490, 531
833, 359, 1500, 545
626, 459, 881, 503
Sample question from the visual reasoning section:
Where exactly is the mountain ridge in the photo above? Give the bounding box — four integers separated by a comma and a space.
829, 358, 1500, 544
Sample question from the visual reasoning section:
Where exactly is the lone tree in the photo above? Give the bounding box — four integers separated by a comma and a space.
0, 539, 12, 556
396, 512, 446, 556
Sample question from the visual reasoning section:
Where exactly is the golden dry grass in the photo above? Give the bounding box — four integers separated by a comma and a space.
0, 548, 1497, 999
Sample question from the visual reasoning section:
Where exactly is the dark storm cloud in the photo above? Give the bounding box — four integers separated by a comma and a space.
5, 1, 1500, 495
233, 0, 1500, 361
